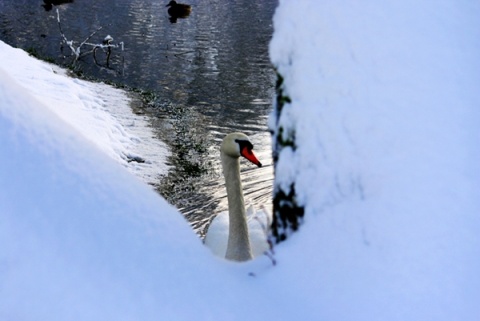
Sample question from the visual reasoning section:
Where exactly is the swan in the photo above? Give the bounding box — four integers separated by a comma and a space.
204, 133, 272, 262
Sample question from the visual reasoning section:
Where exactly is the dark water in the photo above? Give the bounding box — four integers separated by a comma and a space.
0, 0, 277, 235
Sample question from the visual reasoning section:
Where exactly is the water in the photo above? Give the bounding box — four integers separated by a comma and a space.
0, 0, 277, 235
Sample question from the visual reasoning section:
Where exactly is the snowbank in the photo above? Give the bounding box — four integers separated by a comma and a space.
0, 40, 169, 185
270, 0, 480, 320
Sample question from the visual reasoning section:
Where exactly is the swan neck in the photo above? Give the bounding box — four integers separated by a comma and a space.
221, 153, 252, 261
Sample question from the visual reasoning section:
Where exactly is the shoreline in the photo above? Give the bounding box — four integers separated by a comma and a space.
0, 40, 170, 187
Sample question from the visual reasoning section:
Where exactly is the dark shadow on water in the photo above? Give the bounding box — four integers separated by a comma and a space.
166, 0, 192, 23
42, 0, 74, 12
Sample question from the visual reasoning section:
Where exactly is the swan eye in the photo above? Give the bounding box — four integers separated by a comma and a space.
235, 139, 254, 151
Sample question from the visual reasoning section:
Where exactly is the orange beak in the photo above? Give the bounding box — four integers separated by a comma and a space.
241, 147, 262, 167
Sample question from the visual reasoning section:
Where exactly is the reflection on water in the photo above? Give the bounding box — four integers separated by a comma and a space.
0, 0, 278, 236
166, 0, 192, 23
42, 0, 74, 12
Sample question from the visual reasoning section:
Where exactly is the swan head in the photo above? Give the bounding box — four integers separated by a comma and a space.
221, 133, 262, 167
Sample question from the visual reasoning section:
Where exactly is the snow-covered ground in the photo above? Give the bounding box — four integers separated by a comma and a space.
0, 40, 169, 186
1, 1, 479, 320
269, 1, 480, 319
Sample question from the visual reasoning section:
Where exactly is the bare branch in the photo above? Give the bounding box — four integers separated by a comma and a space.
78, 26, 103, 49
55, 8, 124, 68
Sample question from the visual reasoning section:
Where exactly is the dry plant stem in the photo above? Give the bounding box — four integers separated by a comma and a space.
56, 8, 119, 63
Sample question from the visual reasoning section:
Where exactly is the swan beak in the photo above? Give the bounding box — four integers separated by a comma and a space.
241, 147, 262, 167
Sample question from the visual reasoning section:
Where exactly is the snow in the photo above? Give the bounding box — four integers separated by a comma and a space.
270, 0, 480, 320
1, 0, 480, 320
0, 41, 169, 186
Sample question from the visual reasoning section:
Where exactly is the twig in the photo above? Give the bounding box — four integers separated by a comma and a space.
57, 9, 78, 58
55, 8, 124, 67
79, 26, 103, 49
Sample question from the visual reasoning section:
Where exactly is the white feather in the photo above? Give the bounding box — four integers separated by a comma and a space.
204, 204, 271, 258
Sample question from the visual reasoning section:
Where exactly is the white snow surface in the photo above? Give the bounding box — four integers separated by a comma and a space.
1, 0, 480, 320
0, 40, 169, 185
269, 1, 480, 320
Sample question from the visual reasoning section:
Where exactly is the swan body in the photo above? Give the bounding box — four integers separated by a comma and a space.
205, 204, 271, 259
204, 133, 272, 261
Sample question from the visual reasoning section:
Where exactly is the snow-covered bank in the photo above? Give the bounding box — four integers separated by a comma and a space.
0, 40, 169, 185
270, 0, 480, 319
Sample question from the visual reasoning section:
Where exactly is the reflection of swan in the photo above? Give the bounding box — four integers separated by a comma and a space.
204, 133, 272, 262
166, 0, 192, 18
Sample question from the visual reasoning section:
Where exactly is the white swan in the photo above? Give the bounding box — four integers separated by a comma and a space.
204, 132, 272, 261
